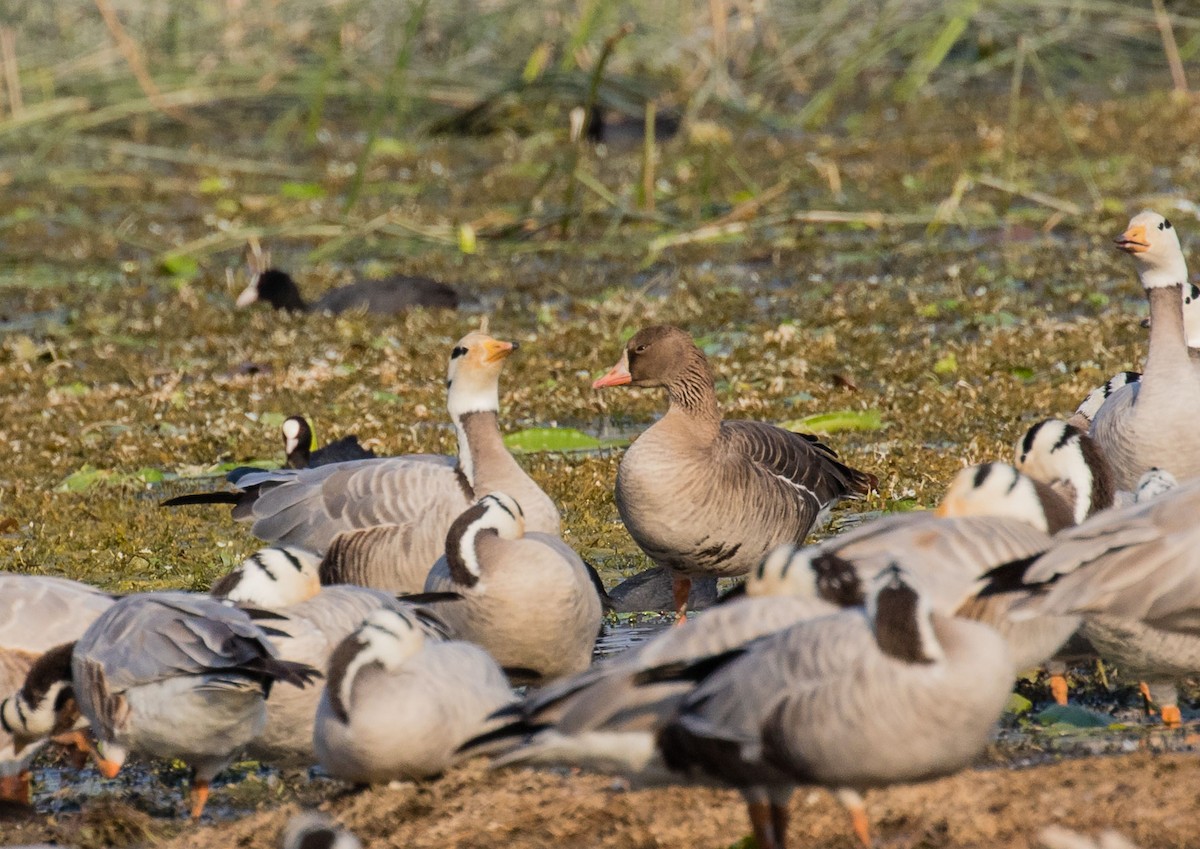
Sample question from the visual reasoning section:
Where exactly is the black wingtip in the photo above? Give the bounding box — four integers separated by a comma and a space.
160, 491, 241, 507
714, 581, 747, 605
976, 553, 1047, 597
456, 719, 551, 757
632, 646, 747, 688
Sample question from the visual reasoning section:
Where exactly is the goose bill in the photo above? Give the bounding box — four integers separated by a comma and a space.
592, 352, 632, 388
482, 339, 517, 362
1114, 224, 1149, 253
235, 279, 261, 307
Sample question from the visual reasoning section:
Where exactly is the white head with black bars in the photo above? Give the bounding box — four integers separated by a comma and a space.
444, 493, 525, 587
748, 544, 865, 607
937, 463, 1072, 534
0, 642, 78, 746
1014, 419, 1113, 523
282, 813, 363, 849
866, 563, 944, 665
1115, 210, 1187, 290
326, 608, 427, 725
211, 545, 321, 608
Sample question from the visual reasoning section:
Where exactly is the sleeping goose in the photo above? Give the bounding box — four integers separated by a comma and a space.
592, 325, 875, 619
423, 493, 603, 683
211, 549, 449, 765
0, 575, 114, 804
164, 331, 560, 593
71, 592, 319, 817
982, 477, 1200, 726
1015, 420, 1118, 522
235, 267, 459, 315
313, 607, 512, 783
1089, 211, 1200, 489
282, 416, 376, 469
654, 564, 1013, 849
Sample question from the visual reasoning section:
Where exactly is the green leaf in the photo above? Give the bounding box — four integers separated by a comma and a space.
279, 181, 327, 200
1033, 704, 1112, 729
781, 409, 883, 434
372, 390, 404, 404
504, 427, 611, 454
1005, 692, 1033, 715
933, 352, 958, 375
136, 467, 166, 484
56, 465, 107, 492
159, 254, 199, 279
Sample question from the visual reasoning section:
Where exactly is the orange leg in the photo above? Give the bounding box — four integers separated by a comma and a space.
96, 756, 122, 779
671, 575, 692, 626
1048, 673, 1069, 706
847, 803, 872, 848
1139, 682, 1157, 717
0, 770, 31, 805
189, 778, 210, 819
1161, 704, 1183, 727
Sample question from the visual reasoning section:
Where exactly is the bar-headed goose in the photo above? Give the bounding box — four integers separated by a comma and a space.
461, 544, 839, 774
313, 607, 512, 783
592, 325, 875, 619
982, 477, 1200, 726
938, 462, 1076, 534
654, 564, 1013, 849
282, 415, 375, 469
165, 331, 560, 594
211, 550, 449, 765
235, 267, 459, 315
1015, 420, 1118, 523
71, 592, 319, 817
0, 575, 114, 804
1089, 211, 1200, 489
424, 493, 603, 683
209, 545, 321, 607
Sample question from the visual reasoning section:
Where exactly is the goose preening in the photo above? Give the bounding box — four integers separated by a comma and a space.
423, 493, 603, 683
235, 267, 459, 316
1089, 211, 1200, 489
982, 478, 1200, 726
0, 575, 115, 804
656, 564, 1013, 849
282, 415, 376, 469
69, 592, 319, 817
313, 608, 512, 783
592, 325, 875, 619
476, 562, 1012, 849
211, 547, 450, 764
462, 544, 840, 775
164, 331, 560, 594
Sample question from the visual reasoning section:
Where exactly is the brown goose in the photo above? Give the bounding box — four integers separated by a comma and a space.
1089, 211, 1200, 489
164, 332, 560, 593
424, 493, 603, 683
592, 325, 875, 619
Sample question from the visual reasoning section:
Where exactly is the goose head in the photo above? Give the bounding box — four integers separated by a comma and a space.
282, 813, 363, 849
444, 493, 525, 587
1014, 419, 1115, 523
1115, 211, 1187, 290
325, 608, 428, 725
445, 331, 517, 420
936, 463, 1075, 533
0, 642, 79, 748
211, 546, 321, 607
593, 325, 711, 391
282, 416, 315, 468
748, 544, 865, 606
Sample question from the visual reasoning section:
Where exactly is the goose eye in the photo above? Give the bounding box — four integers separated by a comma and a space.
1164, 219, 1173, 229
634, 345, 647, 354
451, 346, 468, 359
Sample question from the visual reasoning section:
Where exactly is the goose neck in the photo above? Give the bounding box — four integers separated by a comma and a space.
454, 409, 512, 487
663, 361, 721, 437
1146, 284, 1191, 372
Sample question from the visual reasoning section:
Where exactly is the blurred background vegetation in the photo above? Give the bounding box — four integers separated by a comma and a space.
5, 0, 1200, 274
